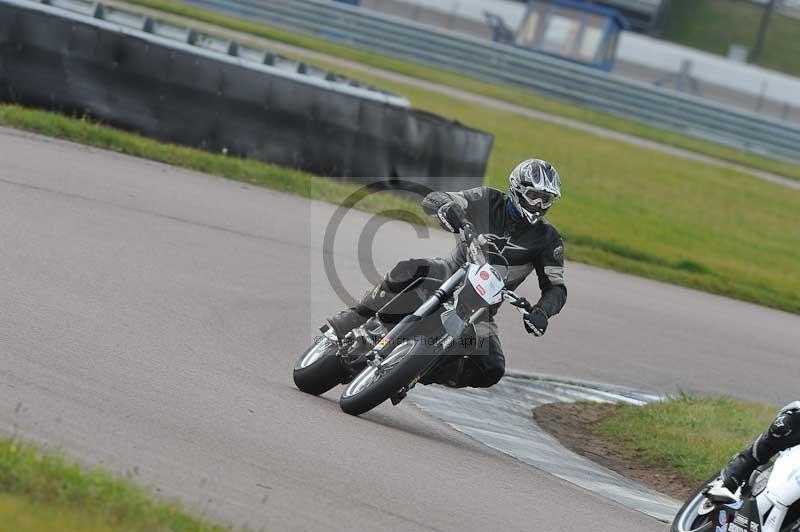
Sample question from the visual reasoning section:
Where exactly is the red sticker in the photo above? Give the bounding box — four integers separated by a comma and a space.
475, 285, 486, 296
480, 271, 490, 280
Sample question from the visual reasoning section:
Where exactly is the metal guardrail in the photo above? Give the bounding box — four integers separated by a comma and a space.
181, 0, 800, 164
604, 0, 663, 15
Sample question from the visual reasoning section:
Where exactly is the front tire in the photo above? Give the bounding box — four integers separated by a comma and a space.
671, 473, 720, 532
293, 336, 346, 396
339, 338, 435, 416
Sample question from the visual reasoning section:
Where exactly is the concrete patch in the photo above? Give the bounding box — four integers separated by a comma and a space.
410, 372, 681, 523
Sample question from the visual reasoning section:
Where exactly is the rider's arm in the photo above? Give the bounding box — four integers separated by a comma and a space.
720, 401, 800, 491
422, 188, 488, 233
421, 187, 488, 217
533, 237, 567, 318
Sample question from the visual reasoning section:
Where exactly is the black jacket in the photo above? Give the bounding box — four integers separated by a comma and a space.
422, 187, 567, 318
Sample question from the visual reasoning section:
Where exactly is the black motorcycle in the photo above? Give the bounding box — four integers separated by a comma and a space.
293, 223, 531, 416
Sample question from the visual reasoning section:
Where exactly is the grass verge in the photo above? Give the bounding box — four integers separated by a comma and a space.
2, 103, 799, 315
599, 395, 775, 483
0, 105, 428, 226
0, 438, 227, 531
324, 79, 800, 314
120, 0, 800, 182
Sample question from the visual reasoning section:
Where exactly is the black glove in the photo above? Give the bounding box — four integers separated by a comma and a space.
523, 306, 549, 337
436, 203, 467, 233
702, 477, 739, 503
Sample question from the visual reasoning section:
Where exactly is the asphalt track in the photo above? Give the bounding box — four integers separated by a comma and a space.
1, 127, 798, 531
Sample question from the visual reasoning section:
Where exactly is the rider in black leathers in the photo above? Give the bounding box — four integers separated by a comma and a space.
717, 402, 800, 493
326, 159, 567, 389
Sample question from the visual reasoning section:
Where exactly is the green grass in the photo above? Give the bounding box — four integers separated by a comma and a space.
0, 105, 428, 226
0, 493, 141, 532
599, 395, 776, 483
345, 79, 800, 314
119, 0, 800, 182
3, 100, 800, 314
0, 438, 228, 531
664, 0, 800, 78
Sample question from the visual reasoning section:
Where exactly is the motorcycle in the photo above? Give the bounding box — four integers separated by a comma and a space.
672, 446, 800, 532
292, 222, 532, 416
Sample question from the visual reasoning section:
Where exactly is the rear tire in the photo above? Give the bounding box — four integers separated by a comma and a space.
293, 336, 347, 396
671, 473, 720, 532
339, 339, 435, 416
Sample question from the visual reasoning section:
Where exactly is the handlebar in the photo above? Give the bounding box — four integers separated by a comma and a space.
459, 221, 478, 245
503, 291, 534, 314
459, 223, 509, 270
459, 222, 484, 266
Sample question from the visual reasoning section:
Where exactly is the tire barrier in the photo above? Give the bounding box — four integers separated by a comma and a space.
0, 0, 494, 185
185, 0, 800, 164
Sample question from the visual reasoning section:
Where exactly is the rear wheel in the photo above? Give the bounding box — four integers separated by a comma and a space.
339, 338, 435, 416
293, 336, 347, 396
671, 474, 721, 532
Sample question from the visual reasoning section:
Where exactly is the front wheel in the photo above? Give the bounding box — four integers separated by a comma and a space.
671, 473, 720, 532
339, 338, 435, 416
293, 336, 347, 396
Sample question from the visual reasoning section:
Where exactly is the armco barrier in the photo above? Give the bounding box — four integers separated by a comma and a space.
183, 0, 800, 164
0, 0, 494, 186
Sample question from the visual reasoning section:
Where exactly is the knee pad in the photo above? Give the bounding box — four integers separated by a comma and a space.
483, 338, 505, 387
480, 366, 505, 388
467, 339, 505, 388
459, 364, 503, 388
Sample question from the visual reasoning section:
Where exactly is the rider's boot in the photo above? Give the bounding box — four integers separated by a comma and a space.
418, 356, 469, 388
390, 387, 408, 406
326, 284, 395, 340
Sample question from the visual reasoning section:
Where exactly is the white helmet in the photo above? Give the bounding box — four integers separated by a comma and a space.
508, 159, 562, 225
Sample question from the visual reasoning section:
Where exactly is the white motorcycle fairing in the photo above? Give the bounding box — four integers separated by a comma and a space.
756, 446, 800, 531
439, 263, 506, 339
466, 263, 505, 305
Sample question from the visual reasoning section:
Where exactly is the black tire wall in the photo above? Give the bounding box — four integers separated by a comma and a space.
0, 2, 494, 187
